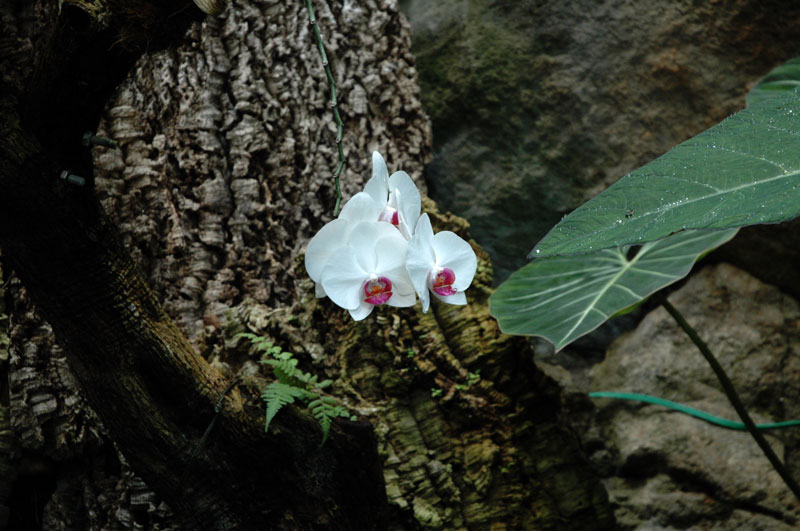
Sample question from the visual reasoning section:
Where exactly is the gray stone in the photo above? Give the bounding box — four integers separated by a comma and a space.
402, 0, 800, 282
549, 263, 800, 529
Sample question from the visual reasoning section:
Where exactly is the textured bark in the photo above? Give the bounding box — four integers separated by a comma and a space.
2, 72, 386, 531
92, 0, 430, 343
2, 0, 613, 529
228, 198, 614, 529
0, 263, 12, 530
2, 1, 386, 529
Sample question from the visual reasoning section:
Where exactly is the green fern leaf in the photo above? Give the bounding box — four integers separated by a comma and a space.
262, 358, 302, 385
238, 332, 279, 354
308, 396, 351, 446
308, 398, 332, 446
262, 382, 310, 434
236, 332, 260, 341
245, 332, 351, 445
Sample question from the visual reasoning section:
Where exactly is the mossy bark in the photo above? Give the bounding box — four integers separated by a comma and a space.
227, 198, 613, 529
1, 2, 386, 529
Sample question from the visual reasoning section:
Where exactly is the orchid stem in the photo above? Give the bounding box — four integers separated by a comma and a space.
661, 299, 800, 503
306, 0, 345, 216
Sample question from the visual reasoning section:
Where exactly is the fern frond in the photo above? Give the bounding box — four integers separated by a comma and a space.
262, 382, 311, 434
262, 357, 302, 385
245, 332, 351, 445
236, 332, 261, 342
239, 332, 293, 357
308, 396, 352, 446
265, 344, 284, 356
295, 371, 317, 386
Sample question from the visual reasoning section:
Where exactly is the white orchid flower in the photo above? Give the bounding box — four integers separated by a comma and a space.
405, 214, 477, 313
305, 218, 349, 298
320, 221, 416, 321
305, 193, 383, 298
363, 151, 421, 240
305, 151, 421, 298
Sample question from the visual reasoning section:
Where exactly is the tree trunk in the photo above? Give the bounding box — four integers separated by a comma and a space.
1, 0, 613, 529
1, 1, 388, 529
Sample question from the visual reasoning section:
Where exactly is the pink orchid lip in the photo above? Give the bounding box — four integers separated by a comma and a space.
365, 291, 392, 304
432, 285, 457, 296
363, 276, 393, 305
430, 267, 457, 297
378, 207, 400, 226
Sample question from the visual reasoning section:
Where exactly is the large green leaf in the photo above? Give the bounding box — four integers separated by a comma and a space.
747, 58, 800, 107
491, 228, 738, 351
531, 91, 800, 258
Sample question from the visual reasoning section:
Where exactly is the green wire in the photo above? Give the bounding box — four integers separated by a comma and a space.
589, 392, 800, 431
306, 0, 345, 216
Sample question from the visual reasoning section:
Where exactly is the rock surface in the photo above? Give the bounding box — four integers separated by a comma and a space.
401, 0, 800, 282
542, 263, 800, 529
713, 218, 800, 301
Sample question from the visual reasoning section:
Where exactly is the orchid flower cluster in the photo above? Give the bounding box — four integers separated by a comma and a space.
305, 152, 478, 321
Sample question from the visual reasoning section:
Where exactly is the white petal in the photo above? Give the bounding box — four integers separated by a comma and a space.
339, 192, 381, 223
418, 288, 431, 313
347, 221, 385, 273
405, 214, 436, 309
386, 290, 416, 308
315, 282, 327, 298
321, 247, 367, 310
378, 189, 411, 240
349, 300, 374, 321
305, 218, 350, 282
388, 171, 421, 236
433, 290, 467, 306
374, 232, 409, 275
396, 220, 413, 241
381, 262, 415, 297
386, 188, 411, 240
432, 232, 477, 291
391, 268, 416, 296
387, 187, 400, 211
364, 152, 389, 206
409, 213, 434, 250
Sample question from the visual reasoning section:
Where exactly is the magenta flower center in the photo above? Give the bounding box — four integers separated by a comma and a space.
430, 267, 457, 296
378, 207, 400, 226
363, 276, 393, 305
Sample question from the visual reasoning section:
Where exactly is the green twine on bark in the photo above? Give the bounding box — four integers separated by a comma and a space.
306, 0, 345, 216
